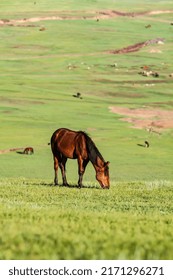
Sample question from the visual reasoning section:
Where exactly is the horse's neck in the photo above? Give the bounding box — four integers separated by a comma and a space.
92, 156, 104, 170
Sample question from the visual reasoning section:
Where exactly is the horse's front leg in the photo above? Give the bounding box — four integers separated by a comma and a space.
77, 158, 89, 188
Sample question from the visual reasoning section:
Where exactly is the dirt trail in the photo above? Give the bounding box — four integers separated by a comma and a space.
0, 10, 173, 26
0, 147, 24, 154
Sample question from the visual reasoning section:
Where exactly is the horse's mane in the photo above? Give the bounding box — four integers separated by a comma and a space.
79, 131, 105, 164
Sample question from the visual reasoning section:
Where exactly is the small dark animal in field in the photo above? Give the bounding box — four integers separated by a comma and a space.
145, 141, 150, 148
50, 128, 110, 189
73, 92, 83, 99
137, 141, 150, 148
39, 27, 46, 31
23, 147, 34, 155
152, 72, 159, 78
145, 24, 151, 28
110, 63, 118, 68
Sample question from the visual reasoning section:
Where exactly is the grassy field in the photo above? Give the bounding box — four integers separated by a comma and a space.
0, 179, 173, 260
0, 0, 173, 259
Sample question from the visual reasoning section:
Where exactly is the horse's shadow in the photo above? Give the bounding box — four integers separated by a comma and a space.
27, 182, 99, 189
63, 184, 100, 190
50, 183, 99, 190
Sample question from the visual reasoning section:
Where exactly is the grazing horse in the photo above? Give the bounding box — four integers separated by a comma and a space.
23, 147, 34, 155
50, 128, 110, 189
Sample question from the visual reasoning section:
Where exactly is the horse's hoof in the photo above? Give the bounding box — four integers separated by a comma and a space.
63, 183, 69, 187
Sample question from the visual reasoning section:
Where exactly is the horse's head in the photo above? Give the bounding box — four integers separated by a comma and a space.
96, 161, 110, 189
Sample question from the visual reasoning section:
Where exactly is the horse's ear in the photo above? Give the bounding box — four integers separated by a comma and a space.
105, 161, 110, 166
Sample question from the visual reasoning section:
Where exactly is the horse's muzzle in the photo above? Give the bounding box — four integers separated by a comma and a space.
102, 185, 110, 189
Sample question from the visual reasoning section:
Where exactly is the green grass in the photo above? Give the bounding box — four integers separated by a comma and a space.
0, 0, 173, 15
0, 0, 173, 259
0, 179, 173, 260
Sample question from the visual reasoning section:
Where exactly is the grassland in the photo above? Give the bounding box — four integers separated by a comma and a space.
1, 179, 173, 260
0, 0, 173, 259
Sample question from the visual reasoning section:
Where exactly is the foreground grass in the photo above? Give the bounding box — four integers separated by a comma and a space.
0, 179, 173, 260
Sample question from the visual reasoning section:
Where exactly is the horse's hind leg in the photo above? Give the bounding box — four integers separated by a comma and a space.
59, 157, 69, 186
53, 156, 59, 185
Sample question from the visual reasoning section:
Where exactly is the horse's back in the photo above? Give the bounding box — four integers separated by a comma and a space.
51, 128, 87, 159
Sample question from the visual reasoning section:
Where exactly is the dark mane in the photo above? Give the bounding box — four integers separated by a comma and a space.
79, 131, 105, 164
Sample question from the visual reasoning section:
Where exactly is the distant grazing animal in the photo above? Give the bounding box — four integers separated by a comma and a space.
141, 65, 149, 70
152, 72, 159, 78
145, 24, 151, 28
110, 63, 118, 68
39, 27, 46, 31
137, 141, 150, 148
50, 128, 110, 189
72, 92, 82, 99
139, 70, 152, 76
145, 141, 150, 148
23, 147, 34, 155
139, 70, 159, 78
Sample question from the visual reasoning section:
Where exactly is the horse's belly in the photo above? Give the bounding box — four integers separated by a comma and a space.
58, 143, 76, 159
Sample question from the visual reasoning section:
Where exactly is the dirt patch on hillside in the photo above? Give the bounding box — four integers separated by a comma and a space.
110, 42, 146, 54
109, 106, 173, 131
109, 38, 165, 54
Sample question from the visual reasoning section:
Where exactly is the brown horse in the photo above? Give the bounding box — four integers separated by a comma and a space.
50, 128, 110, 189
23, 147, 34, 155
